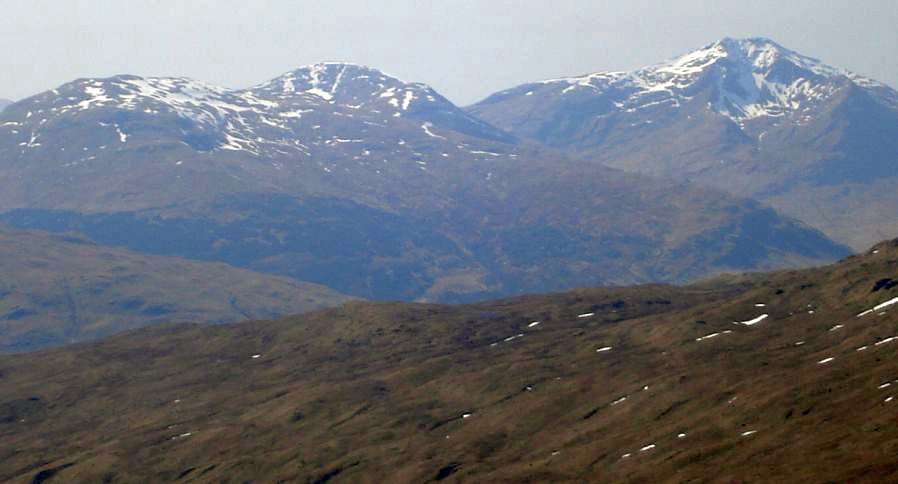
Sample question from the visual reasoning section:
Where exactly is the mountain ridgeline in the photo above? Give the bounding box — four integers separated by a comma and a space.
0, 57, 850, 305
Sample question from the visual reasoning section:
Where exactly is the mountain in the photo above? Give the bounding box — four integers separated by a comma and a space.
0, 98, 11, 112
0, 227, 350, 353
468, 37, 898, 250
0, 63, 848, 302
2, 238, 897, 482
0, 63, 514, 213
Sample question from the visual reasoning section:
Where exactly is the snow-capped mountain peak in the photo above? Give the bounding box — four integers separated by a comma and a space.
512, 37, 894, 124
252, 62, 447, 116
261, 62, 408, 97
662, 37, 821, 76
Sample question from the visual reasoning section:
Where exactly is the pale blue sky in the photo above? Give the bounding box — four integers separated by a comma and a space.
2, 0, 897, 104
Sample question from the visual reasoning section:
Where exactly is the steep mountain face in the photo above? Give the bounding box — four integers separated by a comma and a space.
469, 38, 898, 250
2, 239, 898, 482
0, 63, 849, 302
0, 227, 350, 353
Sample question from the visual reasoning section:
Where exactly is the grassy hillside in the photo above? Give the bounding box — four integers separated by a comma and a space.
1, 239, 898, 482
0, 227, 351, 352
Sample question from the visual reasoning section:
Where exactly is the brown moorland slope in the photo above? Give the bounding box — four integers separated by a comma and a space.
0, 227, 351, 353
1, 239, 898, 482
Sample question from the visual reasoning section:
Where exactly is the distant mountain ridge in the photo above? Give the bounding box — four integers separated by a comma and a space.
468, 37, 898, 250
0, 59, 850, 303
0, 98, 11, 111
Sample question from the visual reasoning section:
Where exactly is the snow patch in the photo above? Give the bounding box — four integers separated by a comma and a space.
421, 122, 446, 139
733, 314, 768, 326
858, 297, 898, 317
